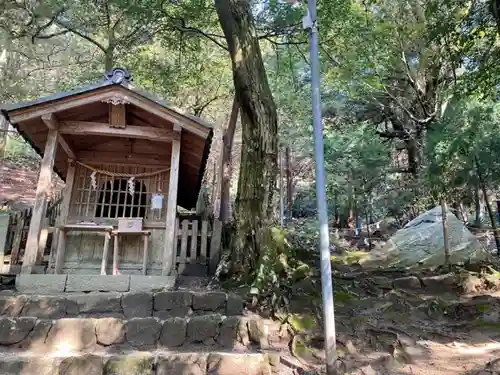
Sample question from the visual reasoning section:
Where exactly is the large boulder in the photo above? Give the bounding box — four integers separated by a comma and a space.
371, 217, 401, 239
360, 206, 490, 268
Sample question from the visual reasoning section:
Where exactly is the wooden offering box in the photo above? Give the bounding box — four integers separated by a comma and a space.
118, 218, 143, 233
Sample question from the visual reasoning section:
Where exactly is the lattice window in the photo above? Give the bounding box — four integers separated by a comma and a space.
96, 179, 147, 218
70, 163, 169, 222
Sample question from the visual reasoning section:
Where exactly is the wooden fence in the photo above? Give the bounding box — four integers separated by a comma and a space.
174, 215, 222, 276
3, 193, 62, 266
2, 203, 222, 275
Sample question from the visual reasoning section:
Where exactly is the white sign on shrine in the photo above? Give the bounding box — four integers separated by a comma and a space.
151, 194, 164, 210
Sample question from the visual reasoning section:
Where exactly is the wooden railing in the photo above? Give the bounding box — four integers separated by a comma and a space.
3, 192, 63, 265
174, 215, 222, 275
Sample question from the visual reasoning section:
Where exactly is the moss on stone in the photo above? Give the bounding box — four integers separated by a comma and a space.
104, 354, 154, 375
289, 313, 317, 333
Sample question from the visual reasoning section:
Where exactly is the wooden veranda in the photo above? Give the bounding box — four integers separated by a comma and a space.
1, 68, 220, 277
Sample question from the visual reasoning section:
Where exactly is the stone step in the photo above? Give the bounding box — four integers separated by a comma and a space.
15, 274, 177, 294
0, 351, 281, 375
0, 290, 244, 319
0, 315, 286, 354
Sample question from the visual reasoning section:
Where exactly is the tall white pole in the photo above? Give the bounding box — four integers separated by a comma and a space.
279, 149, 285, 228
303, 1, 337, 374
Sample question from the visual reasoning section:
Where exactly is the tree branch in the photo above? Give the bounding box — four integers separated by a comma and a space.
161, 11, 228, 51
376, 129, 411, 140
54, 19, 107, 52
262, 37, 307, 46
34, 29, 70, 40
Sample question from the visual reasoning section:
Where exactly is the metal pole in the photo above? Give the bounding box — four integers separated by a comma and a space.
303, 1, 337, 374
279, 148, 285, 228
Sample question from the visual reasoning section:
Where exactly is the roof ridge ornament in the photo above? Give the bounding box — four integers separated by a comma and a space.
104, 68, 132, 84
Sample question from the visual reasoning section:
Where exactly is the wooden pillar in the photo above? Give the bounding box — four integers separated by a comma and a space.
22, 128, 58, 274
53, 160, 75, 274
162, 124, 181, 275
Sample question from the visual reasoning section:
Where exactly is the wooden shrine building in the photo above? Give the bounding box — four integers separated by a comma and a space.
1, 68, 218, 286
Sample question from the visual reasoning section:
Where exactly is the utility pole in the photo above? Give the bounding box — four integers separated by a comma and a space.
279, 149, 285, 227
302, 1, 337, 374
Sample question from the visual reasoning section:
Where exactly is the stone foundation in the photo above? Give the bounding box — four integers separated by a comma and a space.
0, 291, 244, 319
15, 274, 176, 293
0, 290, 285, 353
0, 352, 280, 375
0, 315, 275, 352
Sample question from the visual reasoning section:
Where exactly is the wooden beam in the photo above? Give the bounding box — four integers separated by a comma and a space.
9, 87, 117, 124
162, 124, 182, 275
22, 128, 58, 274
109, 103, 126, 128
78, 150, 201, 171
9, 86, 210, 138
60, 121, 173, 142
125, 90, 211, 138
8, 87, 211, 138
54, 161, 76, 274
78, 150, 171, 166
41, 113, 76, 159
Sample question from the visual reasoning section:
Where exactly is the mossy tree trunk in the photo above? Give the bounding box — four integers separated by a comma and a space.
219, 97, 239, 224
215, 0, 278, 275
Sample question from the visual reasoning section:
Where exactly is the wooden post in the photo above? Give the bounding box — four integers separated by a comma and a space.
100, 232, 111, 275
22, 127, 58, 274
37, 220, 49, 264
54, 230, 66, 274
162, 124, 181, 275
142, 232, 149, 275
10, 212, 26, 265
53, 161, 76, 274
200, 220, 208, 263
441, 198, 451, 271
0, 213, 9, 269
113, 234, 120, 275
209, 219, 223, 274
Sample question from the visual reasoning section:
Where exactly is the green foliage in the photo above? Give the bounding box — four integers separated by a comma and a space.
324, 123, 390, 208
331, 251, 369, 266
289, 313, 318, 332
4, 135, 38, 161
253, 226, 297, 292
426, 99, 500, 201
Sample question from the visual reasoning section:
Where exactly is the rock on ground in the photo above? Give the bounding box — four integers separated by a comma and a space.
361, 206, 490, 268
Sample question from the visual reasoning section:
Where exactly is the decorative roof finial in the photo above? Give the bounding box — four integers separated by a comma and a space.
104, 68, 132, 84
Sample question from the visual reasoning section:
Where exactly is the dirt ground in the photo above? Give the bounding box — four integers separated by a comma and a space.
0, 159, 63, 211
284, 265, 500, 375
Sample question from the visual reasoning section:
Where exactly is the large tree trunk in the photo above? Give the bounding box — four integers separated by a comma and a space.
219, 98, 239, 224
104, 46, 115, 71
215, 0, 278, 274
